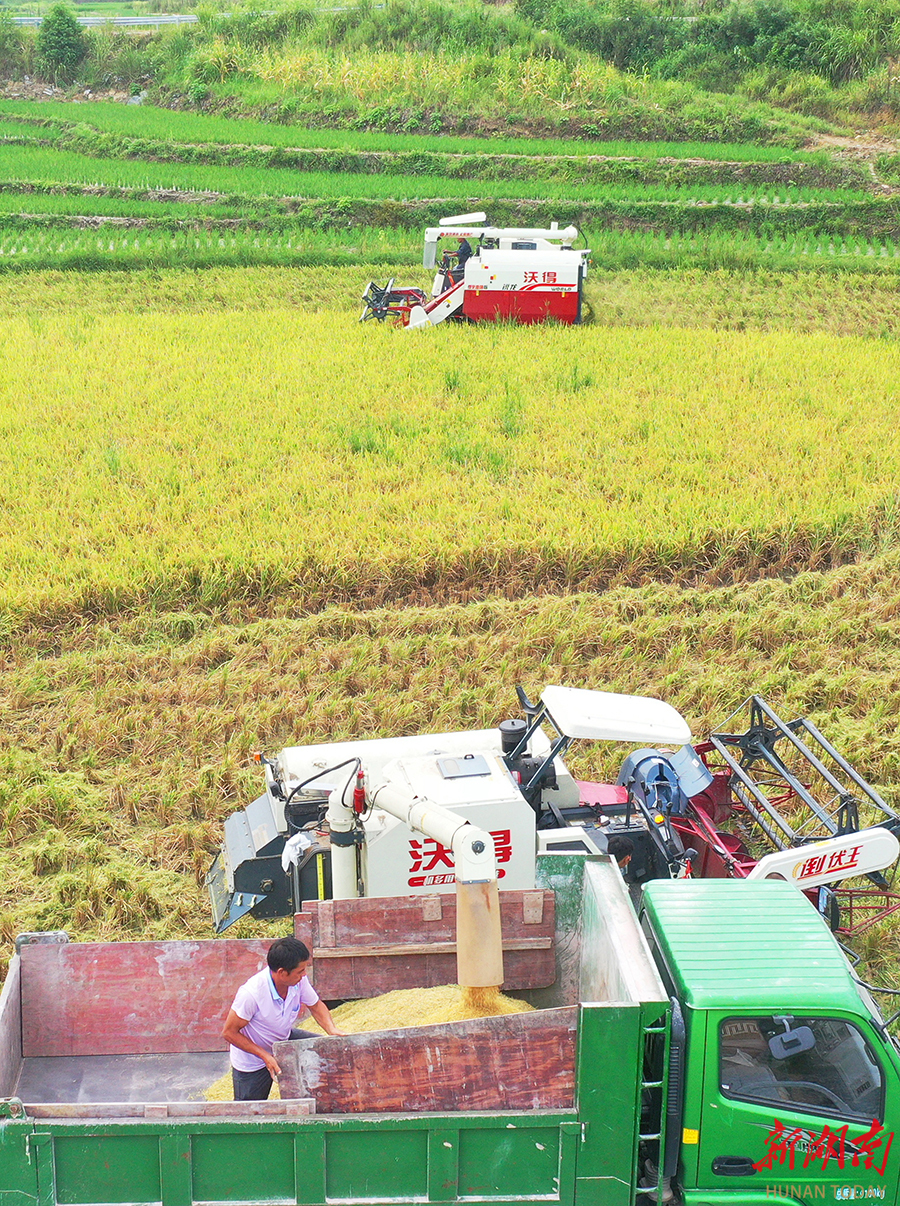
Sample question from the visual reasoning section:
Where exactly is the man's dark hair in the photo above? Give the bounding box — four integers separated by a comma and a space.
607, 834, 635, 863
267, 936, 310, 972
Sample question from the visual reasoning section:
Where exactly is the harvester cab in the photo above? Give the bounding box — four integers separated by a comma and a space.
359, 213, 592, 329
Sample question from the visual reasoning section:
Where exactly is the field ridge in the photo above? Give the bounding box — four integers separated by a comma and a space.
4, 193, 900, 236
2, 503, 898, 643
0, 122, 872, 191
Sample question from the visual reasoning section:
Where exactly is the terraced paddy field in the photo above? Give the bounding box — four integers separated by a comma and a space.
2, 102, 900, 983
0, 101, 891, 272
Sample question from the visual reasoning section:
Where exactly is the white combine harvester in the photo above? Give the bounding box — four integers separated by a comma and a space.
360, 212, 592, 328
207, 685, 900, 935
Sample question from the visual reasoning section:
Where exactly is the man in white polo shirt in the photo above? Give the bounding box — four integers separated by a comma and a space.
222, 936, 344, 1101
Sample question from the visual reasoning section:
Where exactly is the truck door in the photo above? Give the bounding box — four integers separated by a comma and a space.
693, 1012, 899, 1206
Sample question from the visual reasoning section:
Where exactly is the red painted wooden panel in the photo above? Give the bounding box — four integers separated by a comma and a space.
21, 938, 272, 1058
0, 954, 22, 1096
277, 1006, 577, 1113
295, 890, 556, 999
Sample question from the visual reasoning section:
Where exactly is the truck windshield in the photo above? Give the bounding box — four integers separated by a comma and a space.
720, 1015, 884, 1122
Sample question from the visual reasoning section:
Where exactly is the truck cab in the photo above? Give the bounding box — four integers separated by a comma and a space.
641, 879, 899, 1206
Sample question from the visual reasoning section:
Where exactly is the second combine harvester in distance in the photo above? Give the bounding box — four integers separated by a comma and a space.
360, 213, 592, 328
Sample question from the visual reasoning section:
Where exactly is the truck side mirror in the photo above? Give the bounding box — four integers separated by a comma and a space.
768, 1025, 816, 1060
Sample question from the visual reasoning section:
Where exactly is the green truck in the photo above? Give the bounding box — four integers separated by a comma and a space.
0, 862, 897, 1206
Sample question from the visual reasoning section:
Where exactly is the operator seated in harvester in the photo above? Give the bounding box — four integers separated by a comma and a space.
222, 937, 345, 1101
446, 235, 473, 283
606, 834, 634, 872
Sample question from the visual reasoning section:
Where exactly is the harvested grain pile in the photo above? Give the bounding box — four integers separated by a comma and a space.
204, 985, 532, 1099
305, 984, 533, 1034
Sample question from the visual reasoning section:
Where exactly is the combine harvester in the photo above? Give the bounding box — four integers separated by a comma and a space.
208, 685, 900, 938
360, 213, 592, 328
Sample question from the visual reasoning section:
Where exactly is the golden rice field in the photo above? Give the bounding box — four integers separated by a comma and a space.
3, 258, 900, 987
2, 266, 900, 628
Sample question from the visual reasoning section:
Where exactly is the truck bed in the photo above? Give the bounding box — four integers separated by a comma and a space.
0, 934, 315, 1117
1, 858, 663, 1115
14, 1052, 229, 1105
0, 859, 671, 1206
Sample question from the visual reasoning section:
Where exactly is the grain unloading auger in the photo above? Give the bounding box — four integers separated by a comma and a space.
359, 213, 592, 328
207, 686, 900, 943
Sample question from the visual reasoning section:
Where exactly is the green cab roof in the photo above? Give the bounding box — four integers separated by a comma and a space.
641, 879, 867, 1015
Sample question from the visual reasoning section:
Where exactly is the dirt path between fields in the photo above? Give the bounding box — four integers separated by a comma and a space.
811, 133, 899, 154
804, 133, 900, 190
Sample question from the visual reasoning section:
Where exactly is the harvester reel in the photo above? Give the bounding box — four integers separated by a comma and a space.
360, 279, 427, 323
360, 278, 396, 322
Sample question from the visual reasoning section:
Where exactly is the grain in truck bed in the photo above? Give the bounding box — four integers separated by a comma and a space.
0, 861, 658, 1119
